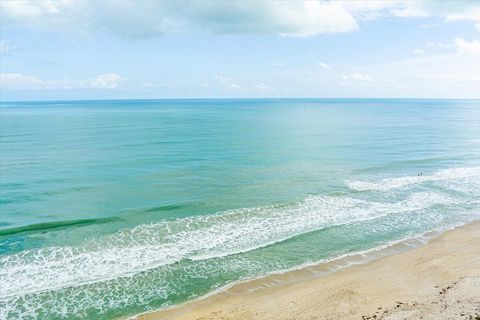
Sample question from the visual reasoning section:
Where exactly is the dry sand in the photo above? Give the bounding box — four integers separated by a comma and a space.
137, 221, 480, 320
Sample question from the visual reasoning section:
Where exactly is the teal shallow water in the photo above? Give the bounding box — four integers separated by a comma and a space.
0, 99, 480, 319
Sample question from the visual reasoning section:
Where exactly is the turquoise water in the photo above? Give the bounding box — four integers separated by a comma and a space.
1, 99, 480, 319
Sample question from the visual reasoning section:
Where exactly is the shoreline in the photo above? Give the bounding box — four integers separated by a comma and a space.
135, 220, 480, 320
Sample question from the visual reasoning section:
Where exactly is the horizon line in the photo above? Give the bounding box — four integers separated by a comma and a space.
1, 97, 479, 104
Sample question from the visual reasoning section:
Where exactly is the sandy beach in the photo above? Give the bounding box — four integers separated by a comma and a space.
137, 221, 480, 320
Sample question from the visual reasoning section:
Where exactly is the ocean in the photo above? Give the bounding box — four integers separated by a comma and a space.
0, 98, 479, 319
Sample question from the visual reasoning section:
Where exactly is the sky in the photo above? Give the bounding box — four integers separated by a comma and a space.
0, 0, 479, 101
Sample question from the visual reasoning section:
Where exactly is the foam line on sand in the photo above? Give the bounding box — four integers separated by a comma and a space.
136, 221, 480, 320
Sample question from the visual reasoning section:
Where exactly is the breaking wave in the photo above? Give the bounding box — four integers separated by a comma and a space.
346, 167, 480, 191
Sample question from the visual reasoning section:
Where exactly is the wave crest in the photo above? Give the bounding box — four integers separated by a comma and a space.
0, 190, 462, 299
346, 167, 480, 191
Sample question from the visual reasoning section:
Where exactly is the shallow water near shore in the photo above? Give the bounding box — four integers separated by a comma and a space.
1, 98, 480, 319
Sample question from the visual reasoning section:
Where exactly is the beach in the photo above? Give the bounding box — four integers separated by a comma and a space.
138, 221, 480, 320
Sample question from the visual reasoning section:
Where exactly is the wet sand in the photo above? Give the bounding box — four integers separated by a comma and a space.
136, 221, 480, 320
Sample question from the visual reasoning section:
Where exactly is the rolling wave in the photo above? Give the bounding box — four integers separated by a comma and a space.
0, 190, 464, 299
0, 217, 120, 237
346, 167, 480, 191
0, 167, 479, 320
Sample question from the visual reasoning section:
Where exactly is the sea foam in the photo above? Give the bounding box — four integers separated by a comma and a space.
346, 167, 480, 191
0, 191, 465, 299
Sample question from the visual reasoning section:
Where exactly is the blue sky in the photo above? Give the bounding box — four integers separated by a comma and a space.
1, 0, 479, 100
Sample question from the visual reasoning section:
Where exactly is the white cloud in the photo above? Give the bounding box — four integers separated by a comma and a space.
254, 82, 272, 90
0, 0, 357, 38
271, 1, 357, 37
271, 61, 285, 67
179, 1, 359, 37
425, 41, 452, 49
413, 48, 425, 55
140, 81, 154, 88
0, 0, 56, 19
296, 76, 317, 83
341, 1, 427, 19
352, 52, 480, 98
317, 62, 331, 69
0, 40, 11, 54
341, 72, 373, 81
89, 73, 121, 89
390, 7, 428, 18
344, 1, 480, 29
417, 73, 480, 82
445, 7, 480, 30
213, 75, 240, 89
0, 73, 123, 90
0, 0, 91, 36
2, 1, 480, 38
455, 38, 480, 55
0, 73, 46, 89
419, 23, 440, 29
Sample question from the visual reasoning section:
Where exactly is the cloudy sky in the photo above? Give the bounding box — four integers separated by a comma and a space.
1, 0, 479, 100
